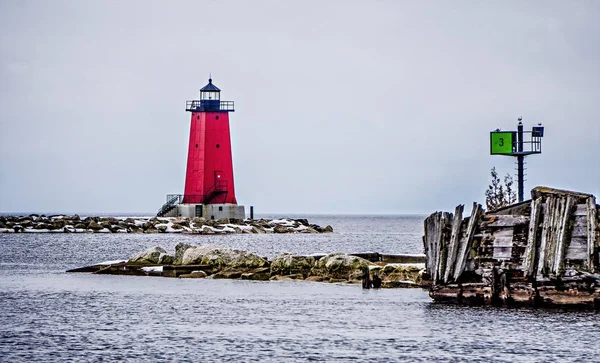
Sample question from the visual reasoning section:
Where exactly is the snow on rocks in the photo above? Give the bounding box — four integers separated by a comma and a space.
0, 215, 334, 234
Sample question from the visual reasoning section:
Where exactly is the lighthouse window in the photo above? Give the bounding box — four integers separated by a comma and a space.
197, 115, 200, 120
195, 144, 198, 148
215, 116, 219, 120
216, 144, 220, 148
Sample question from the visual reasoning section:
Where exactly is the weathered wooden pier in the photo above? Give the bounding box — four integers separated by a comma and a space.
423, 187, 600, 309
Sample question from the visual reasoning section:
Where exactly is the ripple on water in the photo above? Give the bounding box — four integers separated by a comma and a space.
1, 216, 598, 361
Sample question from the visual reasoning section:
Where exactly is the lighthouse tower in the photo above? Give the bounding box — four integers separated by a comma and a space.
157, 78, 245, 220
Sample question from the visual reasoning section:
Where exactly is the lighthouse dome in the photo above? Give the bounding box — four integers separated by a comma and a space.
200, 78, 221, 92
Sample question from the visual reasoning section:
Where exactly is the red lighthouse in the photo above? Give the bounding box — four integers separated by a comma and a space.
183, 78, 237, 205
158, 78, 244, 219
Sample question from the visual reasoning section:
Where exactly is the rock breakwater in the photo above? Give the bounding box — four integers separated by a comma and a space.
0, 215, 333, 234
68, 244, 426, 288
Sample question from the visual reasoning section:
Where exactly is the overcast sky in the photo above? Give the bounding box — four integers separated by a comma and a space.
1, 0, 598, 215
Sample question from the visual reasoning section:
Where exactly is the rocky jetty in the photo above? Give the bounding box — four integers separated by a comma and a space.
67, 243, 425, 288
0, 215, 333, 234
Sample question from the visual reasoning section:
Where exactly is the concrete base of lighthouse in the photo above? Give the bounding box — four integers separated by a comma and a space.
163, 203, 245, 221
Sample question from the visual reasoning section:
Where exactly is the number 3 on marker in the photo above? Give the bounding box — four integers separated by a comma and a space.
499, 138, 504, 146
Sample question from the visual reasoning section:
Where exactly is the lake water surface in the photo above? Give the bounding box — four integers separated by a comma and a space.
1, 215, 598, 362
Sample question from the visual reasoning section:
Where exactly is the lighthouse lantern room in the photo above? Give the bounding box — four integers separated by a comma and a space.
157, 78, 245, 220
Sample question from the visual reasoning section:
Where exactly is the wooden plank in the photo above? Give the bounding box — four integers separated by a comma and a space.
524, 197, 542, 277
565, 244, 588, 261
574, 204, 587, 216
537, 196, 556, 277
443, 205, 464, 283
587, 196, 598, 272
493, 247, 513, 260
546, 197, 565, 275
554, 196, 575, 275
571, 219, 589, 238
483, 215, 530, 228
434, 212, 451, 284
423, 213, 435, 275
492, 237, 515, 248
492, 229, 515, 238
427, 212, 443, 277
453, 203, 483, 282
430, 212, 442, 283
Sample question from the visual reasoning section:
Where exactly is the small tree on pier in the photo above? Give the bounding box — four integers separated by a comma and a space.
485, 167, 517, 211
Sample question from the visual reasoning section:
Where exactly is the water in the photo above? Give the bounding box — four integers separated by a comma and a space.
1, 215, 598, 362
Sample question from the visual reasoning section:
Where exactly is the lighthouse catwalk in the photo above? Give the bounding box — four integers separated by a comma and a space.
157, 78, 245, 220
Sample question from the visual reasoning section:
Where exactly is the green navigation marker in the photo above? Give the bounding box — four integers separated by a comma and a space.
490, 131, 515, 155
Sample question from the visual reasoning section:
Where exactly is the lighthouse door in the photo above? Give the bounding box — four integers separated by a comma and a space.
214, 171, 224, 190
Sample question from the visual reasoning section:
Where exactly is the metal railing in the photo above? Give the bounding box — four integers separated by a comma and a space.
158, 181, 230, 214
185, 100, 235, 112
157, 194, 184, 216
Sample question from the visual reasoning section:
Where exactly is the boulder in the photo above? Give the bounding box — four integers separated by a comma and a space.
251, 227, 265, 234
128, 226, 141, 233
241, 268, 271, 281
216, 218, 230, 225
88, 221, 103, 231
179, 271, 208, 279
212, 270, 243, 279
270, 254, 315, 278
173, 218, 189, 227
273, 225, 291, 233
129, 247, 174, 265
309, 253, 375, 281
179, 244, 269, 270
294, 218, 309, 226
191, 217, 206, 225
51, 220, 66, 230
34, 223, 52, 230
156, 224, 168, 233
201, 226, 216, 234
174, 243, 194, 264
378, 264, 424, 287
144, 226, 158, 233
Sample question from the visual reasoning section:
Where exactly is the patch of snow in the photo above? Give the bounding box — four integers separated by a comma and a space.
0, 228, 14, 233
142, 266, 163, 273
269, 219, 296, 227
98, 260, 127, 265
24, 229, 50, 233
96, 228, 111, 233
221, 226, 236, 233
